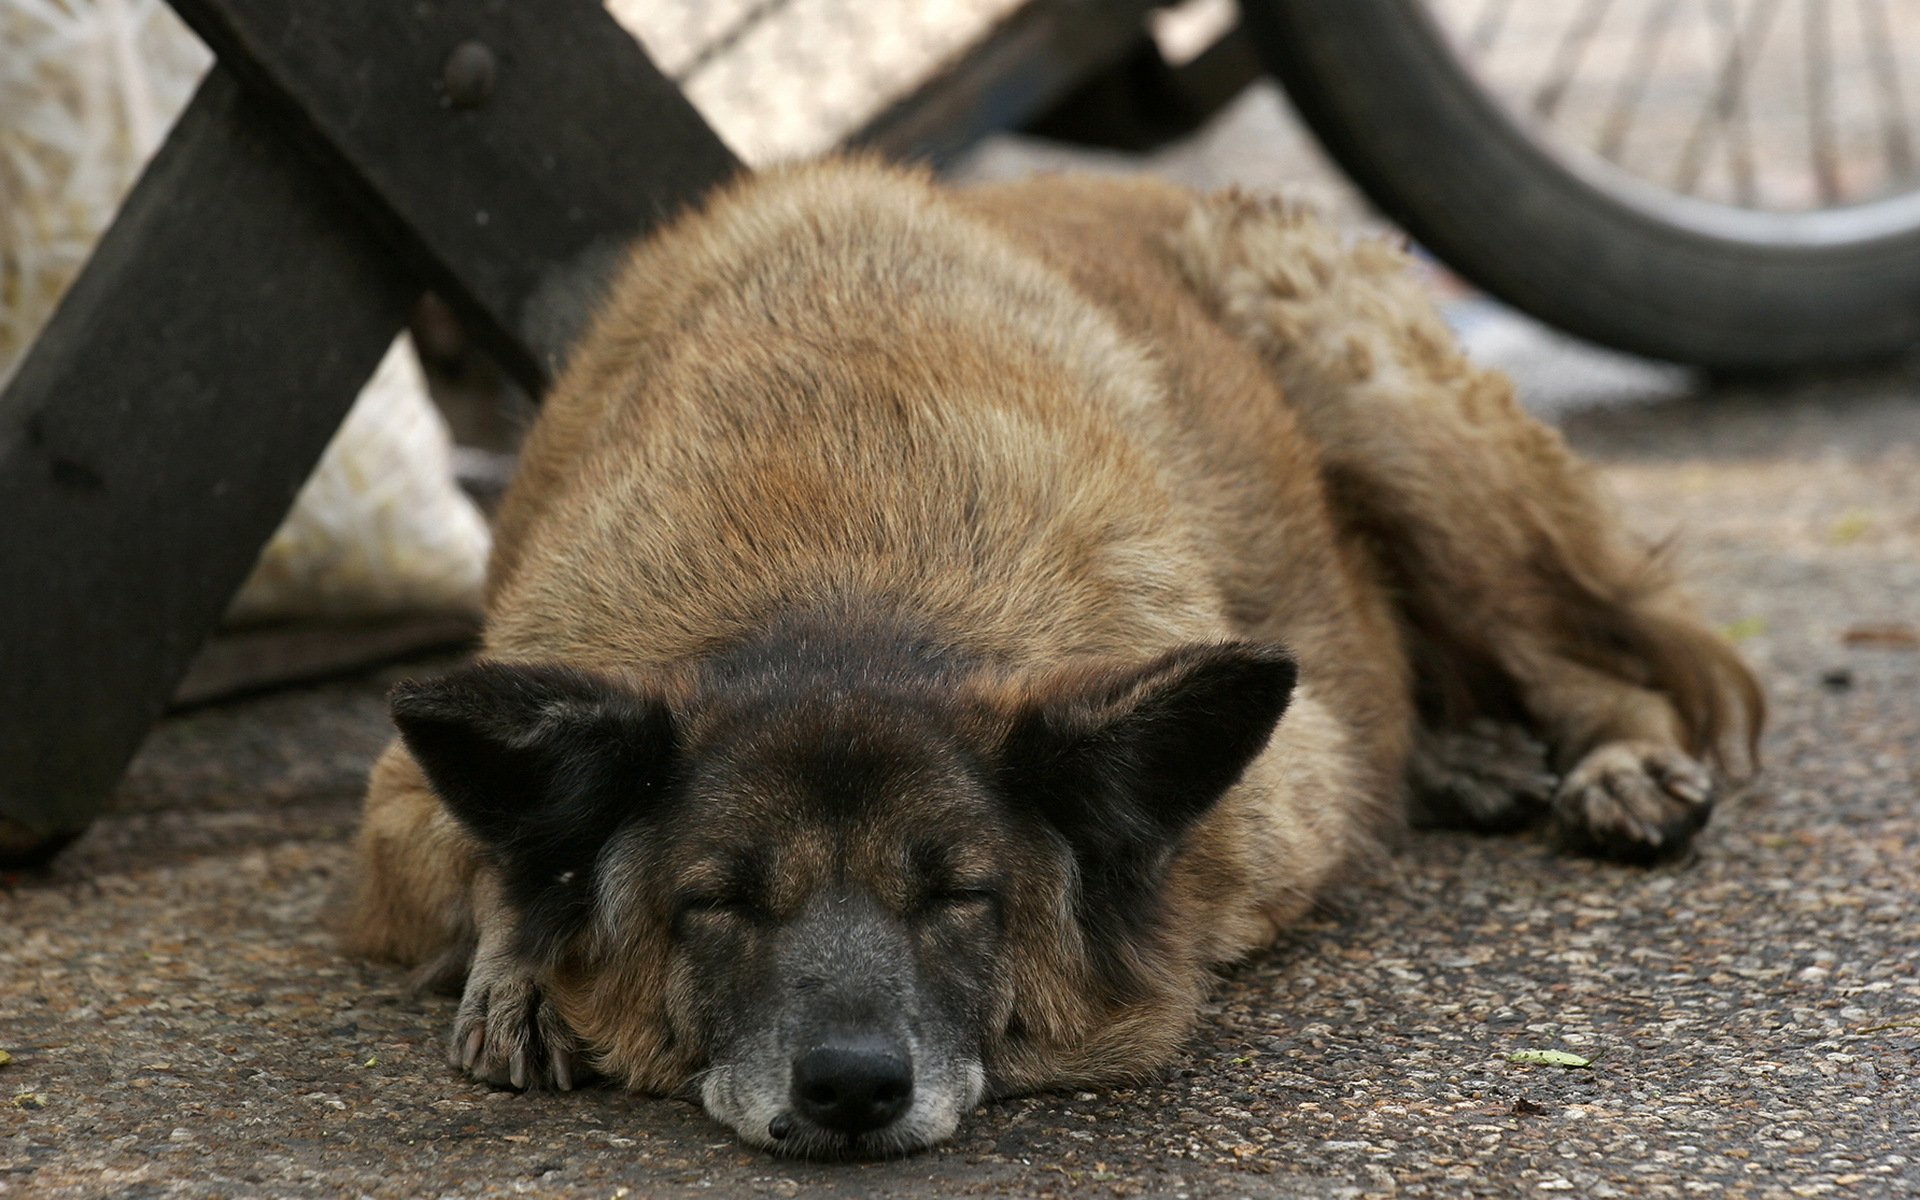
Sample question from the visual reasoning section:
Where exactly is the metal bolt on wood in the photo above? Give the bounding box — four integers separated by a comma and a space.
442, 41, 496, 108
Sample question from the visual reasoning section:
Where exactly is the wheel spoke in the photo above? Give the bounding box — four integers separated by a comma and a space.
1805, 0, 1841, 205
1436, 0, 1917, 214
1598, 0, 1684, 164
1675, 0, 1781, 203
1858, 0, 1916, 183
1530, 0, 1616, 124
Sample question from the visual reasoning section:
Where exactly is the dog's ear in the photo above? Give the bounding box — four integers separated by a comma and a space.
998, 641, 1296, 907
390, 660, 678, 958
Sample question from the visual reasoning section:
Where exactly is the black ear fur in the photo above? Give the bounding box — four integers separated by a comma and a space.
390, 660, 677, 959
999, 641, 1297, 933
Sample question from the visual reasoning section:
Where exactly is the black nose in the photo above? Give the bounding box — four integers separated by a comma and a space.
790, 1038, 913, 1135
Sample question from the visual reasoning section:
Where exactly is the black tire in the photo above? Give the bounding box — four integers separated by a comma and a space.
1241, 0, 1920, 370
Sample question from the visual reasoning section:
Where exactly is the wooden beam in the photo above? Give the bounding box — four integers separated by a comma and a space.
0, 69, 417, 844
1, 2, 738, 853
852, 0, 1161, 166
166, 0, 743, 392
171, 616, 479, 710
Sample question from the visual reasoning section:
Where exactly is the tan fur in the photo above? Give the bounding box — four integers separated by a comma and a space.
345, 744, 478, 966
349, 160, 1759, 1098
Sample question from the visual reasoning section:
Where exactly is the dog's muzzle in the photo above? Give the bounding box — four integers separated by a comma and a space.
773, 1033, 914, 1139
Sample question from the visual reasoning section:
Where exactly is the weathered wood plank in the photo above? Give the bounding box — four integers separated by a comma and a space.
0, 69, 417, 843
851, 0, 1161, 166
1023, 23, 1264, 153
166, 0, 743, 392
171, 616, 479, 710
0, 2, 739, 854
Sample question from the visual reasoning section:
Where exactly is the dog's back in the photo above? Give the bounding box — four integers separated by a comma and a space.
490, 159, 1408, 816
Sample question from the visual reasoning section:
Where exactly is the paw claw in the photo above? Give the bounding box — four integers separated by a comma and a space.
1519, 771, 1561, 802
452, 954, 581, 1091
1655, 763, 1712, 805
1552, 742, 1716, 862
1666, 780, 1708, 805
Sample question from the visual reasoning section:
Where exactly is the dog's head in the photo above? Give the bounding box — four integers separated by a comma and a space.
390, 631, 1294, 1158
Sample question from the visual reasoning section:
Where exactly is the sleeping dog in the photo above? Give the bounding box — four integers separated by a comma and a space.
347, 161, 1760, 1157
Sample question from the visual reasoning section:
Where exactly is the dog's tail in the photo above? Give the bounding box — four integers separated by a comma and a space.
1166, 190, 1763, 772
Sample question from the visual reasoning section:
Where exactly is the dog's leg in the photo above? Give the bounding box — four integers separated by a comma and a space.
1407, 719, 1558, 832
348, 742, 586, 1086
1171, 194, 1761, 860
448, 872, 586, 1091
1515, 654, 1724, 860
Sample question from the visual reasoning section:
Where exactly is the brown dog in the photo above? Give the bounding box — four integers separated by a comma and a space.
346, 160, 1760, 1157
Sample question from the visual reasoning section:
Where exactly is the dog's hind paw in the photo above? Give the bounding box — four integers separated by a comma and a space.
1550, 741, 1715, 863
450, 963, 586, 1091
1408, 720, 1560, 832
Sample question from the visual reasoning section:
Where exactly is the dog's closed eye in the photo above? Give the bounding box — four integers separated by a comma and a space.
672, 892, 766, 934
912, 886, 1002, 932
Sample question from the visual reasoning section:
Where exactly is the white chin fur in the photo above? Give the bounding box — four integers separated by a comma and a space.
703, 1057, 987, 1158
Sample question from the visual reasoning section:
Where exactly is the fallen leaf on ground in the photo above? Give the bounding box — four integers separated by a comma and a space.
1841, 623, 1918, 650
0, 1050, 10, 1068
1508, 1050, 1595, 1068
1829, 511, 1873, 544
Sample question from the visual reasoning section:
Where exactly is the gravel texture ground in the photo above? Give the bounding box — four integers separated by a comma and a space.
6, 91, 1919, 1200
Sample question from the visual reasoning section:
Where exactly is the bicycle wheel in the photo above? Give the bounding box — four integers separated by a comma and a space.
1241, 0, 1920, 369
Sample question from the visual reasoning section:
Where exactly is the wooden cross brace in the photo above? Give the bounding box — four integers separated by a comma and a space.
0, 0, 741, 859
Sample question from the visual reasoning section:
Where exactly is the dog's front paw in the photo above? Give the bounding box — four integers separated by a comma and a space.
450, 959, 584, 1091
1550, 741, 1715, 862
